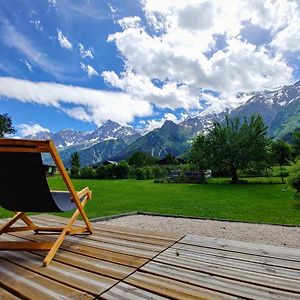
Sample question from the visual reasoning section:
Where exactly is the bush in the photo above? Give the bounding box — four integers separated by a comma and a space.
135, 167, 146, 180
80, 166, 96, 179
288, 160, 300, 195
95, 166, 106, 179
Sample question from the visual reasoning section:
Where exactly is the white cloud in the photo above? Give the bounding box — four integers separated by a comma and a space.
77, 43, 94, 59
80, 63, 98, 77
140, 112, 188, 133
20, 59, 33, 72
17, 123, 49, 137
1, 21, 67, 78
0, 76, 152, 125
48, 0, 56, 7
104, 0, 297, 113
57, 29, 72, 49
30, 19, 43, 32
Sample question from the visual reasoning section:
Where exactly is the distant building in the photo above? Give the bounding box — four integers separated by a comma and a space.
102, 160, 118, 166
157, 155, 186, 165
43, 165, 56, 176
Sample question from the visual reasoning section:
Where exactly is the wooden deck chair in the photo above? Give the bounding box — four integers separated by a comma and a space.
0, 139, 93, 266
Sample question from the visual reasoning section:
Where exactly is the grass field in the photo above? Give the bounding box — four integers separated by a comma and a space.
1, 176, 299, 225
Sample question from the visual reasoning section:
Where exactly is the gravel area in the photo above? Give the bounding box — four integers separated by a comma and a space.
98, 215, 300, 249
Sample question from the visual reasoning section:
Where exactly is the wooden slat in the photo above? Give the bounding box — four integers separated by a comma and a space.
32, 214, 182, 241
12, 230, 160, 259
182, 235, 300, 262
140, 261, 300, 299
0, 289, 19, 300
8, 232, 149, 268
1, 234, 136, 280
1, 250, 117, 296
154, 250, 300, 293
27, 217, 169, 252
0, 241, 53, 250
159, 247, 300, 281
125, 271, 236, 300
31, 216, 175, 246
0, 258, 93, 299
101, 282, 169, 300
173, 242, 300, 271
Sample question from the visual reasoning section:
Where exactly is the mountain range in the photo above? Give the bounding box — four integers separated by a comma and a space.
26, 80, 300, 167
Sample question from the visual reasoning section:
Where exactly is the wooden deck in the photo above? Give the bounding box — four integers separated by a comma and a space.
0, 215, 300, 299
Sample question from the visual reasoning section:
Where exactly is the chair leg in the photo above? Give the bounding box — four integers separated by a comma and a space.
43, 196, 90, 266
0, 212, 24, 235
0, 212, 39, 234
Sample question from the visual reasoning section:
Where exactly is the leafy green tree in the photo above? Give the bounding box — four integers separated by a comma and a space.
205, 115, 270, 183
270, 140, 292, 183
291, 131, 300, 158
114, 161, 130, 179
135, 167, 146, 180
80, 166, 96, 179
190, 135, 209, 171
70, 152, 81, 178
0, 113, 16, 137
127, 151, 158, 167
288, 159, 300, 196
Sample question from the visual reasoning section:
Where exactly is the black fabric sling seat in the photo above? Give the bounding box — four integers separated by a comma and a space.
0, 152, 76, 212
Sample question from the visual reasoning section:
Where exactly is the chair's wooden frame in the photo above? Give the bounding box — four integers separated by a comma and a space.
0, 139, 93, 266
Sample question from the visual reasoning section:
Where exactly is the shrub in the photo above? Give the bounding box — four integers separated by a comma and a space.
80, 166, 96, 179
95, 166, 105, 179
135, 167, 146, 180
288, 159, 300, 195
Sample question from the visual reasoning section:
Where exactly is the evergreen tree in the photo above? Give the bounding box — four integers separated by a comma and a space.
70, 152, 81, 178
0, 113, 16, 137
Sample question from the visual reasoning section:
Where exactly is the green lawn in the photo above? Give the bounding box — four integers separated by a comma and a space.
1, 177, 299, 225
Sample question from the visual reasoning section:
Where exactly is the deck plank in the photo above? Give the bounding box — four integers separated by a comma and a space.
159, 247, 300, 281
0, 289, 20, 300
0, 250, 117, 296
101, 282, 170, 300
140, 261, 300, 299
0, 258, 93, 299
124, 271, 237, 300
182, 235, 300, 262
173, 242, 300, 270
1, 215, 299, 299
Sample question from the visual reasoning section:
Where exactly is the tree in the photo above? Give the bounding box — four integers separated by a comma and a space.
70, 152, 81, 178
291, 131, 300, 158
0, 113, 16, 137
270, 140, 292, 183
288, 159, 300, 196
205, 115, 269, 183
127, 151, 157, 168
190, 135, 209, 171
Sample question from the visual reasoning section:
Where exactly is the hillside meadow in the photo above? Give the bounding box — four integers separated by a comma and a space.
0, 177, 299, 225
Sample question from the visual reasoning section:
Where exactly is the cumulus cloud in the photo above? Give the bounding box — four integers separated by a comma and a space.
140, 112, 188, 133
104, 0, 297, 113
0, 76, 152, 125
57, 29, 72, 49
77, 43, 94, 59
80, 63, 98, 77
17, 123, 49, 137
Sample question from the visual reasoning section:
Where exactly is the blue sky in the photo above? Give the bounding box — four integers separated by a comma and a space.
0, 0, 300, 136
